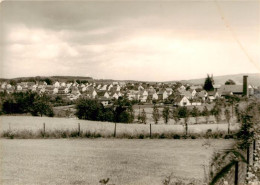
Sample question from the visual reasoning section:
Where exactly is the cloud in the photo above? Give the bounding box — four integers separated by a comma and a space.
0, 1, 259, 81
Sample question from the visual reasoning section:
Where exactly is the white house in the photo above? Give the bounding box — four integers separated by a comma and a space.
54, 81, 60, 88
175, 96, 191, 106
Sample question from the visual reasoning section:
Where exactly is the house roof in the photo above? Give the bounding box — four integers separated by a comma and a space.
219, 85, 243, 94
180, 90, 192, 98
174, 95, 187, 102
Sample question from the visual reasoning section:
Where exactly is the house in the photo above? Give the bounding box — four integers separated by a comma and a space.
213, 85, 221, 92
165, 88, 173, 96
157, 89, 168, 100
81, 86, 87, 92
97, 91, 110, 99
218, 85, 244, 96
138, 85, 144, 91
96, 84, 101, 90
139, 95, 147, 102
54, 81, 60, 88
58, 87, 69, 95
61, 82, 66, 87
6, 84, 12, 89
189, 89, 197, 98
1, 82, 7, 89
98, 97, 111, 107
196, 90, 208, 101
190, 85, 203, 90
53, 87, 59, 94
44, 85, 55, 94
28, 85, 37, 92
127, 90, 139, 100
180, 90, 192, 100
174, 95, 191, 106
179, 85, 186, 91
71, 87, 81, 96
100, 85, 107, 91
148, 91, 158, 101
16, 85, 23, 91
111, 92, 119, 99
207, 91, 220, 102
108, 84, 113, 91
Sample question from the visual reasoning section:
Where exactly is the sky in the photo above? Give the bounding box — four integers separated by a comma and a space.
0, 0, 259, 81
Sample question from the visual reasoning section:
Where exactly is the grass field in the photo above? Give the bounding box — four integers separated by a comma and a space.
0, 139, 234, 185
0, 116, 240, 137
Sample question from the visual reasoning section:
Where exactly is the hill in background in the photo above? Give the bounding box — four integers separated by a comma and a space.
178, 73, 260, 86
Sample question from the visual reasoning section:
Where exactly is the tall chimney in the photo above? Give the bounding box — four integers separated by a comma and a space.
243, 75, 248, 96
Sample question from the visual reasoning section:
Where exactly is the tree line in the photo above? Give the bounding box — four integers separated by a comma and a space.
0, 91, 54, 117
75, 97, 134, 123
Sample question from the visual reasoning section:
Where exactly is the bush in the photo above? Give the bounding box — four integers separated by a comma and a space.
173, 134, 181, 139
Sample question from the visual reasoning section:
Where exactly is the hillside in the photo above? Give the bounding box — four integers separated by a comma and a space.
178, 73, 260, 86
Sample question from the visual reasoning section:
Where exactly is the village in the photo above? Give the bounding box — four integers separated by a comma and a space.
0, 75, 259, 108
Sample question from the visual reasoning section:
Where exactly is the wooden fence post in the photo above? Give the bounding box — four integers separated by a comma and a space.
43, 123, 45, 137
253, 140, 256, 162
247, 146, 250, 172
78, 123, 80, 137
235, 161, 239, 185
150, 124, 152, 138
114, 123, 117, 137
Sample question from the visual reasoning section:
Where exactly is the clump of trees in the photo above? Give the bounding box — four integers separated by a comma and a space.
75, 97, 134, 123
0, 91, 54, 117
225, 79, 236, 85
203, 74, 214, 91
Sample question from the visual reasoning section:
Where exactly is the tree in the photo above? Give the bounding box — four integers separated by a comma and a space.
140, 109, 147, 124
75, 98, 103, 120
114, 97, 134, 123
152, 105, 161, 124
162, 106, 170, 124
211, 105, 221, 123
224, 108, 231, 134
225, 79, 236, 85
203, 74, 214, 91
172, 108, 179, 124
190, 106, 200, 124
30, 93, 54, 117
202, 106, 210, 123
210, 101, 260, 185
225, 95, 240, 117
177, 106, 189, 135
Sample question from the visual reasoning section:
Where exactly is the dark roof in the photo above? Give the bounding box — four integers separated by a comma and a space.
219, 85, 243, 94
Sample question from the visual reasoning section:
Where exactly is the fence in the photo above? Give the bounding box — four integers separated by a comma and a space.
210, 139, 258, 185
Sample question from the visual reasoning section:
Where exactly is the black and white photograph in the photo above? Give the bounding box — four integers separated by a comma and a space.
0, 0, 260, 184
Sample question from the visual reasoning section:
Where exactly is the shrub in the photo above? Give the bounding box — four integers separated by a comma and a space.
173, 134, 181, 139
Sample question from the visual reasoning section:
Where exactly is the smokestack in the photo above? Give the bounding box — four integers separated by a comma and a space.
243, 75, 248, 97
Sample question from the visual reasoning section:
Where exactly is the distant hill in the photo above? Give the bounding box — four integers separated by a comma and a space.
2, 73, 260, 86
178, 73, 260, 86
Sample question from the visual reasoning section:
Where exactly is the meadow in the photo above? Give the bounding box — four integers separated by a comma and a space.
0, 139, 234, 185
0, 116, 240, 138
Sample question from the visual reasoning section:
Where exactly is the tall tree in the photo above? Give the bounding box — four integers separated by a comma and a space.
224, 108, 231, 134
203, 74, 214, 91
32, 94, 54, 117
177, 106, 189, 135
211, 105, 221, 123
152, 105, 161, 124
190, 106, 200, 124
162, 106, 170, 124
172, 108, 179, 124
140, 109, 147, 124
202, 106, 210, 123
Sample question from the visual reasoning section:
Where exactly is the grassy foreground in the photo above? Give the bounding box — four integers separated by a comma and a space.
0, 139, 234, 185
0, 116, 240, 139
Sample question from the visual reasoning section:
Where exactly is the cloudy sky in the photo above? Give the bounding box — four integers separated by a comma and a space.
0, 0, 259, 81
